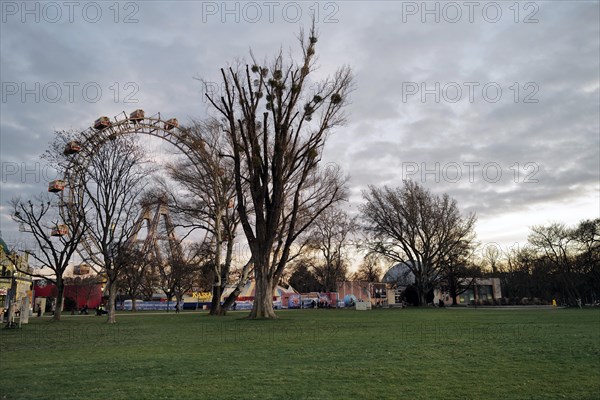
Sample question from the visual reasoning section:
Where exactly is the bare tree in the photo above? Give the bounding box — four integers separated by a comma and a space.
572, 218, 600, 302
353, 254, 382, 283
431, 235, 482, 305
288, 258, 321, 293
140, 270, 159, 301
206, 25, 353, 318
528, 222, 579, 304
11, 194, 87, 321
116, 245, 151, 311
483, 244, 502, 274
155, 241, 203, 311
307, 206, 355, 291
10, 132, 89, 321
77, 136, 152, 323
166, 120, 243, 315
441, 243, 481, 306
500, 245, 537, 302
361, 181, 477, 306
496, 219, 599, 305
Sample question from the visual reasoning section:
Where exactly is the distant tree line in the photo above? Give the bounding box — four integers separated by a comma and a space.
499, 219, 599, 305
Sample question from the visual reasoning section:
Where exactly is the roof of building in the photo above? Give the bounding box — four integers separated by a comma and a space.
382, 261, 418, 285
0, 236, 10, 256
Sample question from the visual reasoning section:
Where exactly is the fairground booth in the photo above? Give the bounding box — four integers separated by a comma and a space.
31, 264, 103, 314
122, 279, 301, 311
336, 281, 394, 308
32, 277, 103, 313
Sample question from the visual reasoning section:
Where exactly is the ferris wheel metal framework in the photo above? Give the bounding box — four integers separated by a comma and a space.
48, 109, 199, 275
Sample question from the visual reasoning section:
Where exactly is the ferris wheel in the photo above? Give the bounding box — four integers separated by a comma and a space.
45, 109, 197, 273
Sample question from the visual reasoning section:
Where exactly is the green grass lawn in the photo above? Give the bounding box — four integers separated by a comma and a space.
1, 308, 599, 400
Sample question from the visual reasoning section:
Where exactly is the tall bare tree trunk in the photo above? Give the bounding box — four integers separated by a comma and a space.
209, 285, 222, 315
132, 298, 137, 311
417, 292, 425, 307
417, 280, 428, 306
208, 216, 224, 316
249, 265, 276, 319
448, 278, 459, 306
107, 279, 117, 323
52, 278, 65, 321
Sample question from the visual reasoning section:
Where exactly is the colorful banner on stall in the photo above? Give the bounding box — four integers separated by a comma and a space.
122, 300, 179, 311
191, 292, 212, 302
288, 294, 301, 309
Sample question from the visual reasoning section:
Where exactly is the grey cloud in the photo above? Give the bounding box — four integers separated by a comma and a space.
1, 1, 598, 249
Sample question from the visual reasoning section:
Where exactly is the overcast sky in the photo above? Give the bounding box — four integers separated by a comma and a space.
1, 1, 599, 262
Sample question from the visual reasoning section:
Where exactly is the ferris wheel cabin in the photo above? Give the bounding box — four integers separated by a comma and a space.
48, 180, 66, 193
51, 225, 68, 237
164, 118, 179, 130
129, 109, 145, 123
63, 141, 82, 155
94, 116, 111, 130
74, 264, 91, 275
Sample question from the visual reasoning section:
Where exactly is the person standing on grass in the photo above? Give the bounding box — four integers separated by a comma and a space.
552, 298, 557, 308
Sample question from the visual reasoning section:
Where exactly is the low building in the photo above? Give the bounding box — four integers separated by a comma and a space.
437, 277, 502, 305
383, 262, 502, 306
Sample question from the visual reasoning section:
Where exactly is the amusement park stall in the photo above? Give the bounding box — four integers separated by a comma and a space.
33, 279, 102, 311
220, 280, 296, 310
336, 281, 392, 307
284, 292, 338, 308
